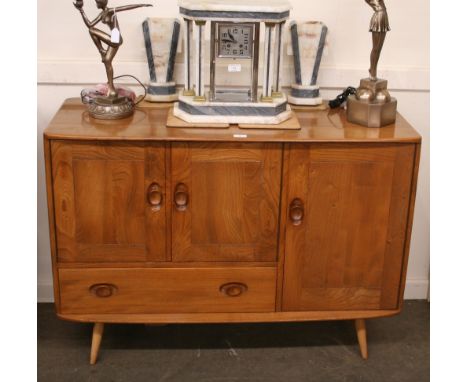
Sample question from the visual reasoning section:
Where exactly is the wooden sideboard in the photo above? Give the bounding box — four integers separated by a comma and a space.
44, 99, 421, 364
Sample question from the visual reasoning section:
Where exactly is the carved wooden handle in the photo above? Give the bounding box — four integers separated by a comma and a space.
220, 282, 248, 297
174, 183, 189, 211
289, 198, 304, 226
147, 183, 163, 210
89, 284, 117, 298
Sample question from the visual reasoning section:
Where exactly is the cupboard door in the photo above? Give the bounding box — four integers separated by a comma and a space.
171, 143, 282, 262
282, 144, 415, 311
52, 141, 166, 263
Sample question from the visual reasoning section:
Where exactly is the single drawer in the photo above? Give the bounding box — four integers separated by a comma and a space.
59, 267, 277, 314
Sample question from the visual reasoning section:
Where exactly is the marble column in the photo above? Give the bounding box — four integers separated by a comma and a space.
194, 20, 206, 101
262, 22, 275, 102
183, 18, 195, 96
272, 21, 285, 98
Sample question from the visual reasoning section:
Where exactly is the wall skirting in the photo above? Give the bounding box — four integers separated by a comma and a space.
37, 279, 430, 303
37, 59, 430, 92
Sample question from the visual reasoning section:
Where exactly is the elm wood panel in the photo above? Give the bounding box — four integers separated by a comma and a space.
57, 308, 401, 324
282, 144, 415, 311
164, 144, 173, 261
51, 141, 166, 263
171, 142, 282, 262
57, 261, 278, 268
397, 143, 422, 307
300, 288, 382, 310
275, 144, 289, 310
145, 144, 168, 261
73, 159, 146, 246
52, 141, 77, 261
44, 98, 421, 143
379, 144, 416, 308
59, 267, 277, 314
44, 137, 61, 310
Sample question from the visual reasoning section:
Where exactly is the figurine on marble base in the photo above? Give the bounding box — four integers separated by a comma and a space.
347, 0, 397, 128
74, 0, 152, 119
288, 21, 328, 106
142, 18, 181, 102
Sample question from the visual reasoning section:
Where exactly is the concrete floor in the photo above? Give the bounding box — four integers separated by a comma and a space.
38, 301, 429, 382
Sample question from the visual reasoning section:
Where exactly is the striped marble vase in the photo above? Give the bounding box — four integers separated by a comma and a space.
288, 21, 328, 106
142, 18, 181, 102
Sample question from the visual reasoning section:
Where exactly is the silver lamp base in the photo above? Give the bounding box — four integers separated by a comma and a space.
347, 79, 397, 128
87, 96, 135, 120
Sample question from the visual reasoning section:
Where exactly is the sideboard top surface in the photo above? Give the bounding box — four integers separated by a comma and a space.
44, 98, 421, 143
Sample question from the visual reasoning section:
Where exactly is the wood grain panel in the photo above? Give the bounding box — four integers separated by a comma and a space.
74, 160, 146, 245
59, 267, 277, 314
57, 308, 401, 324
52, 141, 166, 263
145, 144, 167, 261
282, 144, 415, 311
52, 141, 77, 262
44, 99, 422, 144
171, 143, 282, 262
44, 137, 61, 309
379, 144, 416, 308
396, 143, 422, 308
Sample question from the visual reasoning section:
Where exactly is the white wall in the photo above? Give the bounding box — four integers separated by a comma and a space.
37, 0, 430, 301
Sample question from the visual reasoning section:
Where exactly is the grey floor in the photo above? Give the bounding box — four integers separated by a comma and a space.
38, 301, 429, 382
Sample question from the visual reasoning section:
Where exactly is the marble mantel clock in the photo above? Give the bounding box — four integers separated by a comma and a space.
174, 0, 293, 125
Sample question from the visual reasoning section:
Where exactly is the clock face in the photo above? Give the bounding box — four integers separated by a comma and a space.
218, 24, 253, 58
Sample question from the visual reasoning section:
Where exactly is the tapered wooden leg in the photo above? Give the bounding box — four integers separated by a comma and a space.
90, 323, 104, 365
355, 319, 368, 360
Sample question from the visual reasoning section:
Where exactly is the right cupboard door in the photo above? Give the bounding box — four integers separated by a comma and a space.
282, 144, 416, 311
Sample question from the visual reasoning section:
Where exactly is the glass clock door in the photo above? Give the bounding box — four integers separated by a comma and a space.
210, 22, 260, 103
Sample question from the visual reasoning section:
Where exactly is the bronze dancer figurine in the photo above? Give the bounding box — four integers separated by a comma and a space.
365, 0, 390, 81
74, 0, 152, 98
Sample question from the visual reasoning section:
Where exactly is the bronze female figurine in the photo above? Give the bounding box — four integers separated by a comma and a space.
365, 0, 390, 81
74, 0, 152, 98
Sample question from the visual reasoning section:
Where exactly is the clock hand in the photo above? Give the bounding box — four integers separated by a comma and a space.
228, 30, 237, 43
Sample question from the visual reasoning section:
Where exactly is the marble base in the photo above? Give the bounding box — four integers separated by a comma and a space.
346, 95, 397, 128
288, 94, 323, 106
146, 93, 179, 102
173, 102, 292, 125
288, 84, 323, 105
146, 82, 178, 103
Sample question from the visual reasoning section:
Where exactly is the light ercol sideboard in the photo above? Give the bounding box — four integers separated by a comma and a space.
44, 99, 421, 364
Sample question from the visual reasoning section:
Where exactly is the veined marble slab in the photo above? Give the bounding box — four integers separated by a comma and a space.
179, 94, 288, 108
179, 0, 291, 21
178, 0, 291, 13
174, 102, 292, 125
175, 93, 292, 124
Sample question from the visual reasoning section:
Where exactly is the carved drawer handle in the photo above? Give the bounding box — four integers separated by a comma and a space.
89, 284, 118, 298
174, 183, 189, 211
147, 183, 163, 210
220, 283, 248, 297
289, 198, 304, 226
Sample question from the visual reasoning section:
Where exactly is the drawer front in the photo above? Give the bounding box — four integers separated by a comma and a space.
59, 267, 276, 314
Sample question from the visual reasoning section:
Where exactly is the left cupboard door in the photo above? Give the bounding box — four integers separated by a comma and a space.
51, 141, 167, 263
